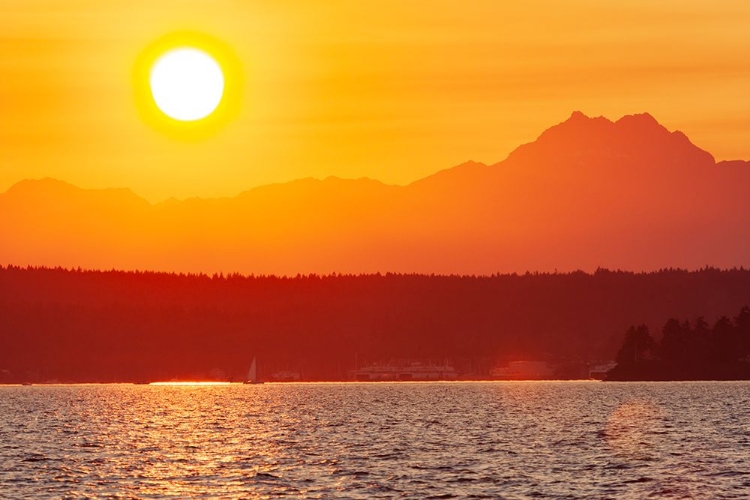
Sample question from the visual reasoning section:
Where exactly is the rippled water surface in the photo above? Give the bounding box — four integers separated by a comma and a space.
1, 381, 750, 499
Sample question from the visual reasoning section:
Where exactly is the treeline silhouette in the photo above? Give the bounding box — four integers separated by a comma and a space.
2, 265, 750, 382
607, 306, 750, 380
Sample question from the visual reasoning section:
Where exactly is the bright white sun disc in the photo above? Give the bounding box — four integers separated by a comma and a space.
150, 48, 224, 121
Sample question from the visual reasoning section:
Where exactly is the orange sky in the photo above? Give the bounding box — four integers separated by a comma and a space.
2, 0, 749, 202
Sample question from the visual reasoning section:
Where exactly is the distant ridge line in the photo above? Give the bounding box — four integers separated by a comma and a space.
3, 111, 748, 202
2, 111, 750, 275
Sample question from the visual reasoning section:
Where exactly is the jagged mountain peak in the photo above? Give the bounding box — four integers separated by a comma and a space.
504, 111, 714, 167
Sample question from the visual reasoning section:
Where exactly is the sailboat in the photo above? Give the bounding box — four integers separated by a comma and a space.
243, 357, 263, 384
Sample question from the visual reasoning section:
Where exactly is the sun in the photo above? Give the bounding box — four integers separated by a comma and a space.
150, 48, 224, 121
134, 32, 242, 139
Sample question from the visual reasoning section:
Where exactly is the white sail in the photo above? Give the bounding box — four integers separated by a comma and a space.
247, 357, 257, 383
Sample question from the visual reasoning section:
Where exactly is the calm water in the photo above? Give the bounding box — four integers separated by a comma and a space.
1, 382, 749, 499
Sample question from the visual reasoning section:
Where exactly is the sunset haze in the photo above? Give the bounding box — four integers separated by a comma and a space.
2, 0, 749, 202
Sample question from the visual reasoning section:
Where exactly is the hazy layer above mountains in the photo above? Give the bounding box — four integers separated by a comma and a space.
3, 112, 750, 275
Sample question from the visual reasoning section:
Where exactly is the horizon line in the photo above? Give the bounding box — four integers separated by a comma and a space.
3, 263, 749, 280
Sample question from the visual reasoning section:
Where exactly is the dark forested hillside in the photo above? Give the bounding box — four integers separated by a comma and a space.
1, 266, 750, 382
607, 305, 750, 381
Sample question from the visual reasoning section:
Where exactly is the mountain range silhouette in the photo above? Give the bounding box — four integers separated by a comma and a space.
2, 112, 749, 275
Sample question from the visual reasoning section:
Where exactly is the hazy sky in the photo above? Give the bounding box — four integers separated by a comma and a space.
2, 0, 749, 201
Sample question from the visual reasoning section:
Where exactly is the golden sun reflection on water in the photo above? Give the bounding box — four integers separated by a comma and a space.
148, 381, 234, 386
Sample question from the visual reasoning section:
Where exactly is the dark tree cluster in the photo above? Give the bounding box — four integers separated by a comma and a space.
608, 306, 750, 380
2, 265, 750, 382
